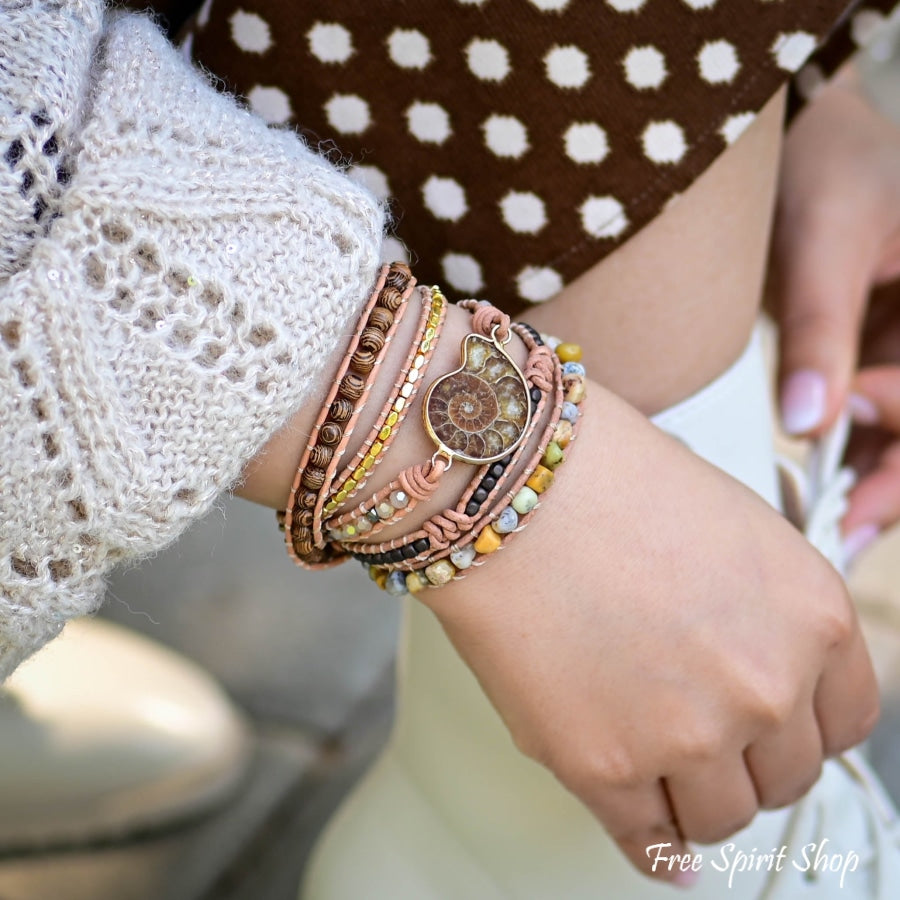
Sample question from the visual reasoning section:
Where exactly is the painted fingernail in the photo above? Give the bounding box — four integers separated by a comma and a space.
781, 370, 828, 435
844, 523, 880, 565
673, 869, 701, 888
849, 393, 880, 426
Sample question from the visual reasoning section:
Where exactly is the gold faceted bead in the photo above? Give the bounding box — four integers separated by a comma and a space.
526, 465, 555, 494
474, 525, 503, 555
424, 559, 456, 586
555, 343, 583, 363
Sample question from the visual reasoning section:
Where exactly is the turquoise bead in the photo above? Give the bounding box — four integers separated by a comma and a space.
512, 486, 539, 515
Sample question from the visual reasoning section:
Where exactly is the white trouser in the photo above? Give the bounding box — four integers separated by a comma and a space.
303, 328, 900, 899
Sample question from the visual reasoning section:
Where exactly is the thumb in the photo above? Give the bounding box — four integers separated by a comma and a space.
772, 209, 874, 437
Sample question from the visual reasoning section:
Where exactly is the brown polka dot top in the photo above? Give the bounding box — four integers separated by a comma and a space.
183, 0, 899, 314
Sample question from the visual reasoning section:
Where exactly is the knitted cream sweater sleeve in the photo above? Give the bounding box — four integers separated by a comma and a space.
0, 2, 385, 678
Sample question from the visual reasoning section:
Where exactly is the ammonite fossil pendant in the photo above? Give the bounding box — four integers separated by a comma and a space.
423, 333, 531, 465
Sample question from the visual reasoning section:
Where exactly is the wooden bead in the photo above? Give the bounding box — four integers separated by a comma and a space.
299, 490, 318, 509
321, 422, 344, 446
369, 307, 395, 330
293, 536, 314, 557
359, 327, 385, 353
296, 509, 314, 528
309, 444, 333, 468
329, 398, 354, 422
339, 372, 365, 400
385, 264, 411, 289
301, 466, 326, 489
350, 349, 376, 373
378, 288, 403, 311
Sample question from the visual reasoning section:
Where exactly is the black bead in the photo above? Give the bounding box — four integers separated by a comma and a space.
473, 488, 488, 503
530, 387, 542, 403
401, 544, 417, 560
481, 477, 496, 491
390, 548, 405, 563
413, 538, 430, 554
465, 501, 479, 517
490, 463, 504, 478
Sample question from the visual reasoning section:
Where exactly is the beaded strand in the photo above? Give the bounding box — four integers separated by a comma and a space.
280, 262, 415, 567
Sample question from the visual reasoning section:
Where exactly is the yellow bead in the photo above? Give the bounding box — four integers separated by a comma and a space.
405, 572, 428, 594
474, 526, 503, 555
324, 500, 338, 515
564, 375, 586, 404
386, 411, 399, 427
362, 456, 375, 470
371, 568, 388, 590
555, 343, 583, 363
425, 327, 436, 340
344, 478, 357, 492
335, 489, 348, 504
353, 466, 366, 481
526, 465, 554, 494
371, 441, 384, 456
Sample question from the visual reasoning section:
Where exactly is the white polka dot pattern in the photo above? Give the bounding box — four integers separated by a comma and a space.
229, 9, 271, 53
483, 115, 529, 158
623, 45, 667, 89
307, 22, 353, 64
187, 0, 882, 306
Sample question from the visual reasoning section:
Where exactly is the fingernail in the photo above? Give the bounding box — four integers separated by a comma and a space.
781, 370, 828, 434
849, 393, 880, 426
844, 523, 880, 565
673, 869, 701, 888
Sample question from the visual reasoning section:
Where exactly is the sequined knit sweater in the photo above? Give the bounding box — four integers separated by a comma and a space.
0, 1, 385, 678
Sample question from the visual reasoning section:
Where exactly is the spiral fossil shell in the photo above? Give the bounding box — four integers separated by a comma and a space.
423, 334, 530, 464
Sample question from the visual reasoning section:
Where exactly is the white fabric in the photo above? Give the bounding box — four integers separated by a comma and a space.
0, 1, 385, 678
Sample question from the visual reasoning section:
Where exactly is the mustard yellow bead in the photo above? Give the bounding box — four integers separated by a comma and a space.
541, 441, 564, 470
555, 343, 583, 363
553, 419, 574, 449
526, 465, 555, 494
405, 571, 428, 594
474, 525, 503, 555
370, 567, 388, 590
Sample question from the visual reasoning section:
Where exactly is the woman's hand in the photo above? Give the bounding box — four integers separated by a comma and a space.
422, 382, 878, 884
767, 69, 900, 439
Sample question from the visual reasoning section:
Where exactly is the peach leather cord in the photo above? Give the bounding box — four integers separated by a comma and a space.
318, 284, 447, 545
320, 297, 530, 556
280, 262, 414, 567
336, 319, 556, 566
369, 335, 586, 595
